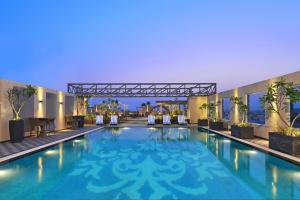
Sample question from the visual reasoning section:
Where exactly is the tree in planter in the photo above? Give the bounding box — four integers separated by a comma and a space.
85, 97, 91, 114
7, 85, 37, 120
7, 85, 37, 142
200, 101, 221, 122
230, 97, 250, 127
199, 103, 211, 120
107, 98, 120, 115
260, 78, 300, 135
76, 96, 85, 116
146, 101, 151, 113
98, 100, 109, 115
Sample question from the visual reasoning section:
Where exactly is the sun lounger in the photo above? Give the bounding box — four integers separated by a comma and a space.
163, 115, 171, 125
110, 115, 118, 125
178, 115, 187, 125
148, 115, 155, 125
96, 115, 104, 125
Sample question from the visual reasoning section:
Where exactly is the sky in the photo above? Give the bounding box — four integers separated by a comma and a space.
1, 0, 300, 109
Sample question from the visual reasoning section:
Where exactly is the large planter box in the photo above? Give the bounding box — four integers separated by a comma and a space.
171, 116, 178, 124
9, 120, 25, 143
209, 121, 224, 130
155, 118, 162, 124
198, 119, 208, 126
231, 125, 254, 139
269, 132, 300, 155
73, 116, 85, 128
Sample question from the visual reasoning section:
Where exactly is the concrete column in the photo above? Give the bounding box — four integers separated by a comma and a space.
187, 96, 207, 123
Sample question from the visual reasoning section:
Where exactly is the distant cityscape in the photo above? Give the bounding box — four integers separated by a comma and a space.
248, 110, 265, 124
291, 107, 300, 128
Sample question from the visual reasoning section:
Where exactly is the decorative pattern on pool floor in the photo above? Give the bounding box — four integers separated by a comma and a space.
1, 127, 300, 200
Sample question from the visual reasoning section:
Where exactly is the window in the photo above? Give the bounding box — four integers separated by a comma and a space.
291, 102, 300, 128
222, 98, 230, 120
247, 92, 265, 124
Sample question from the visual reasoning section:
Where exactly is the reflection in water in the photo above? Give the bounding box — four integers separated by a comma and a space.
242, 150, 257, 155
59, 143, 63, 170
234, 149, 239, 171
0, 168, 17, 179
196, 128, 300, 199
111, 128, 122, 135
45, 150, 58, 155
38, 157, 43, 182
216, 140, 219, 157
2, 128, 300, 199
272, 167, 278, 198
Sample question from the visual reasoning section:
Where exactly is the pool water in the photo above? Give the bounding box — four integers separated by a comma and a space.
1, 127, 300, 200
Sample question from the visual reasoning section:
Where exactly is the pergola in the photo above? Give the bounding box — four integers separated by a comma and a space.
67, 83, 217, 97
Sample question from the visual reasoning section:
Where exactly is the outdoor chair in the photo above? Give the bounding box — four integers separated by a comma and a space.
178, 115, 187, 125
163, 115, 171, 125
96, 115, 104, 125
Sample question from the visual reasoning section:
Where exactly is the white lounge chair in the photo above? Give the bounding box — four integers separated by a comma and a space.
96, 115, 104, 125
148, 115, 155, 125
178, 115, 187, 125
110, 115, 118, 125
163, 115, 171, 125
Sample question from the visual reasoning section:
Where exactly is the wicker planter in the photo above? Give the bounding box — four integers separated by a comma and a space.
209, 121, 224, 130
198, 119, 208, 126
231, 125, 254, 139
269, 132, 300, 155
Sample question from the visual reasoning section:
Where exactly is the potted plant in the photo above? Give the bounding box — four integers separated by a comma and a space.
206, 101, 224, 130
7, 85, 37, 142
74, 96, 86, 128
230, 97, 254, 139
198, 103, 210, 126
260, 78, 300, 155
107, 98, 120, 122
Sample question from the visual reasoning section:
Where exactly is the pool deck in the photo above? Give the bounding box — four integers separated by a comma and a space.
1, 122, 300, 166
0, 126, 102, 163
200, 126, 300, 165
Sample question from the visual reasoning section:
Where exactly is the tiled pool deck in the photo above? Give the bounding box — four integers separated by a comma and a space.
1, 123, 300, 166
0, 126, 102, 163
200, 126, 300, 165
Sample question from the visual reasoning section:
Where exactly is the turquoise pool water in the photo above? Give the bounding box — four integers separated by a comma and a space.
1, 127, 300, 200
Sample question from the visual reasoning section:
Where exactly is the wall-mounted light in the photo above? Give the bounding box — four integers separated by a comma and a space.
39, 100, 43, 103
59, 102, 63, 105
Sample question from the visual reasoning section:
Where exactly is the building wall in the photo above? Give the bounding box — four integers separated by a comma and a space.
0, 79, 76, 142
208, 71, 300, 139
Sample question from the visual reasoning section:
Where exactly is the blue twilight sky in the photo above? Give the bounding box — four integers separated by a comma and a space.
1, 0, 300, 109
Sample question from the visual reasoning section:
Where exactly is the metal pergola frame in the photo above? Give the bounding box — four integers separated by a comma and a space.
67, 83, 217, 97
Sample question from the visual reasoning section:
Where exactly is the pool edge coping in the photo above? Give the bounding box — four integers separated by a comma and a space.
0, 127, 103, 164
200, 126, 300, 165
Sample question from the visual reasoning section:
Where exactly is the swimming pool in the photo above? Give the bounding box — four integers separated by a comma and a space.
0, 127, 300, 200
